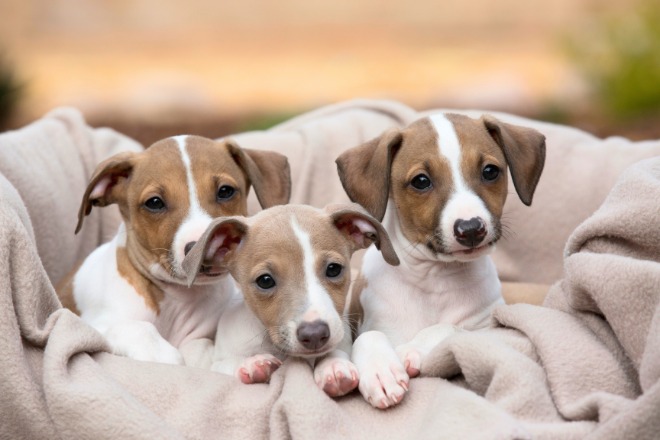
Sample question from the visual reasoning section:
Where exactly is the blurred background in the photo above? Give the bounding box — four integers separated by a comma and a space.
0, 0, 658, 145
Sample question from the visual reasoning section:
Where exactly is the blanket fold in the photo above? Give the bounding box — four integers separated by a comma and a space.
422, 157, 660, 439
1, 101, 659, 439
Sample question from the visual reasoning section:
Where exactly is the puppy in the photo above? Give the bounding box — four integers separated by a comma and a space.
57, 135, 291, 365
336, 113, 545, 408
182, 203, 399, 396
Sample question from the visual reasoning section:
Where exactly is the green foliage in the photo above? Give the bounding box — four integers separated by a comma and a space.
565, 0, 660, 119
0, 54, 23, 128
236, 110, 305, 132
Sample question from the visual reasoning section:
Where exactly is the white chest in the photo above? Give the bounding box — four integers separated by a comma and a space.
358, 247, 502, 346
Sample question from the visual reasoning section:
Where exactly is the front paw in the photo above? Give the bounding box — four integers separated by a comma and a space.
120, 338, 184, 365
237, 354, 282, 384
395, 343, 422, 378
358, 360, 409, 409
314, 356, 359, 397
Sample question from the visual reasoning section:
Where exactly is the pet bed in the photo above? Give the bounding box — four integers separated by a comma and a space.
1, 100, 659, 439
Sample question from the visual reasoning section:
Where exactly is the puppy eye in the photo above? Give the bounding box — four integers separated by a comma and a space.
144, 196, 166, 212
482, 164, 500, 182
411, 174, 432, 191
325, 263, 343, 278
217, 185, 236, 201
255, 274, 276, 290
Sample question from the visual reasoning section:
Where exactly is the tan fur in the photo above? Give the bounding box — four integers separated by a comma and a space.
56, 261, 82, 315
348, 274, 367, 340
183, 203, 397, 355
117, 247, 164, 313
61, 135, 291, 313
337, 114, 545, 254
228, 207, 355, 348
446, 114, 509, 220
390, 118, 455, 247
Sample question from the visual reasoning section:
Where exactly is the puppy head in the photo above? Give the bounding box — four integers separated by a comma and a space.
336, 113, 545, 263
76, 135, 291, 284
183, 203, 398, 358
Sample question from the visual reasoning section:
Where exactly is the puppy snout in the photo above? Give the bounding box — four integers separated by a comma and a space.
453, 217, 487, 248
296, 320, 330, 351
184, 241, 196, 256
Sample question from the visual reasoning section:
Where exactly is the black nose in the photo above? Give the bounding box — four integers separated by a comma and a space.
453, 217, 487, 248
296, 320, 330, 351
184, 241, 196, 256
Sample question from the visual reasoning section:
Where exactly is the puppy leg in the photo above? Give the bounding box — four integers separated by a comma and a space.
314, 328, 358, 397
104, 320, 184, 365
395, 324, 458, 377
314, 352, 359, 397
352, 330, 409, 409
212, 300, 282, 383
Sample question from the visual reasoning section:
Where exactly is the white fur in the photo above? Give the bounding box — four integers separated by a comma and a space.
73, 233, 237, 364
170, 135, 213, 278
352, 115, 505, 408
290, 216, 345, 350
207, 210, 357, 394
73, 135, 235, 365
430, 114, 495, 254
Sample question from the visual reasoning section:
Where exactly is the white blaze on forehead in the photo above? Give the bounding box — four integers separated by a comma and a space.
169, 136, 213, 277
290, 216, 337, 323
429, 114, 494, 249
430, 114, 466, 191
174, 135, 205, 215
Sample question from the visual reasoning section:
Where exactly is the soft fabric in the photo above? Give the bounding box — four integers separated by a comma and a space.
232, 101, 660, 285
0, 107, 143, 286
1, 101, 659, 439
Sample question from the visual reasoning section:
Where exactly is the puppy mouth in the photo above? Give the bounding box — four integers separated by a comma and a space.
426, 238, 498, 258
447, 240, 496, 257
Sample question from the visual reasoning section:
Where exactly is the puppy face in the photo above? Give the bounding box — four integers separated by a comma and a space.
76, 135, 291, 285
336, 113, 545, 263
183, 204, 399, 358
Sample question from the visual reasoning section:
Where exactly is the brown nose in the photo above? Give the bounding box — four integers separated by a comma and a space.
184, 241, 196, 256
296, 320, 330, 350
453, 217, 487, 248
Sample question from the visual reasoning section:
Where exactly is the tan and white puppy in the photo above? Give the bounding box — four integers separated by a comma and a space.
336, 113, 545, 408
58, 135, 290, 365
182, 203, 399, 396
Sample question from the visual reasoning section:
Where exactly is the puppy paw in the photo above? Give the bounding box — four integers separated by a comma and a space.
106, 321, 184, 365
237, 354, 282, 384
314, 356, 359, 397
395, 344, 422, 378
358, 361, 409, 409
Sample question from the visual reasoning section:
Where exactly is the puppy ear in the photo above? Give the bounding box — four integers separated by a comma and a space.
75, 151, 137, 234
182, 217, 248, 287
335, 129, 402, 221
482, 115, 546, 206
224, 139, 292, 208
326, 203, 400, 266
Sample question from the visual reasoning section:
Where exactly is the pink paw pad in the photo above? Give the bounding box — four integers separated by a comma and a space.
238, 356, 282, 384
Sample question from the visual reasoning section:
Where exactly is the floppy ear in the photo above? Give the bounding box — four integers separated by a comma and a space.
223, 139, 291, 208
75, 151, 137, 234
335, 129, 402, 221
182, 216, 248, 287
326, 203, 399, 266
482, 115, 546, 206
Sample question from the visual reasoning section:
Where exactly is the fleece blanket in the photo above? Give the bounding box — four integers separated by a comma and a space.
1, 100, 659, 439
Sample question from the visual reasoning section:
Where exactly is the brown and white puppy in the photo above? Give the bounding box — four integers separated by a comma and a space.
336, 113, 545, 408
58, 135, 290, 365
182, 203, 399, 396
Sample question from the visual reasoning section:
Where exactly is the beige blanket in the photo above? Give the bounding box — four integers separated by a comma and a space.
1, 101, 659, 439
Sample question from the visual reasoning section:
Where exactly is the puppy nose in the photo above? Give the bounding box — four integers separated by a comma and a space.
296, 320, 330, 351
184, 241, 196, 256
453, 217, 487, 248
